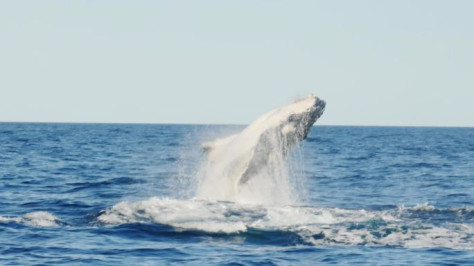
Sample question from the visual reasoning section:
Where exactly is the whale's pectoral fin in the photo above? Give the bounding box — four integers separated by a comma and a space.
237, 135, 272, 185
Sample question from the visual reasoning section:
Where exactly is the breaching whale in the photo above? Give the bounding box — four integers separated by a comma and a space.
201, 94, 326, 195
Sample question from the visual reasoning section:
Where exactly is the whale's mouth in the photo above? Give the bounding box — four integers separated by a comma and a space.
195, 95, 326, 205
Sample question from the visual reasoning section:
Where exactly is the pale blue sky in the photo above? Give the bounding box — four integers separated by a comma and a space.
1, 1, 473, 126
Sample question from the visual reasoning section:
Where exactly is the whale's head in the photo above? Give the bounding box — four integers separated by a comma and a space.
232, 94, 325, 185
274, 94, 326, 143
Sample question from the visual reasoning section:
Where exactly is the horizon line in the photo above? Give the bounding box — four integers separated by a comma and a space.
0, 120, 473, 129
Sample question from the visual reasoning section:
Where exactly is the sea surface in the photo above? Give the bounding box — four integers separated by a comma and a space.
1, 123, 473, 265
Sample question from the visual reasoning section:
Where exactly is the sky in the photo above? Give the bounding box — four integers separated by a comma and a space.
1, 1, 473, 126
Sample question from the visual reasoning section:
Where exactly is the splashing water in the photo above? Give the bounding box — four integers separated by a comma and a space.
6, 95, 467, 252
97, 197, 474, 250
96, 97, 473, 250
195, 95, 326, 205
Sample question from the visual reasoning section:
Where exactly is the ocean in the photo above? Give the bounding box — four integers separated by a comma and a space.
1, 123, 473, 265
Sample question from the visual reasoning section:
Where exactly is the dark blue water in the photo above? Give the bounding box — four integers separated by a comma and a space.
1, 123, 473, 265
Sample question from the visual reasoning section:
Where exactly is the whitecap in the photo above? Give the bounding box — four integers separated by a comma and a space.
0, 211, 61, 227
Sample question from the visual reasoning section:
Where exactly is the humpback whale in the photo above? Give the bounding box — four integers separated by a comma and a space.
199, 95, 326, 201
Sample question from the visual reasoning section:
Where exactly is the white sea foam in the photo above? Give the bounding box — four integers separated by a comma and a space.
23, 211, 61, 227
410, 202, 436, 211
98, 198, 473, 250
0, 216, 23, 224
0, 211, 61, 227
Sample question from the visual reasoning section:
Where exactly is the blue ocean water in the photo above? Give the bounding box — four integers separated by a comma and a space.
1, 123, 473, 265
